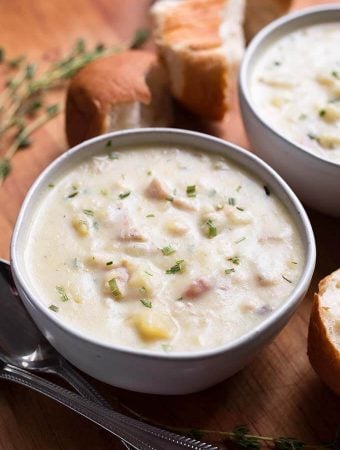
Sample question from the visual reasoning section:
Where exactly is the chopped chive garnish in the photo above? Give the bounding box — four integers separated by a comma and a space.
319, 109, 326, 117
308, 133, 316, 140
176, 297, 183, 301
225, 268, 235, 275
108, 278, 121, 298
161, 245, 176, 256
68, 191, 78, 198
162, 344, 172, 352
146, 214, 155, 218
274, 61, 281, 66
236, 185, 242, 192
228, 197, 236, 206
139, 286, 146, 294
291, 261, 298, 265
56, 286, 69, 302
106, 140, 112, 147
228, 256, 240, 265
331, 71, 340, 79
108, 151, 119, 160
186, 185, 196, 197
106, 261, 113, 266
100, 189, 108, 196
166, 260, 185, 274
83, 209, 94, 216
166, 196, 174, 202
48, 183, 54, 188
147, 170, 152, 176
282, 275, 292, 284
236, 207, 244, 211
206, 219, 217, 238
144, 271, 153, 276
140, 299, 152, 308
235, 237, 246, 244
263, 186, 270, 196
119, 191, 131, 199
49, 304, 59, 312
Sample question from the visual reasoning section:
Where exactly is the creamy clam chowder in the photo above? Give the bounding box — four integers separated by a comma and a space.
26, 144, 304, 352
251, 23, 340, 164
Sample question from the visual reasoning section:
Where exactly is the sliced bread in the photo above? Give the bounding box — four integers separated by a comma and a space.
151, 0, 245, 120
308, 269, 340, 395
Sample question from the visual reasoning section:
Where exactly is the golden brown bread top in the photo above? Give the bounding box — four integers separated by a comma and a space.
160, 0, 225, 50
66, 50, 158, 147
308, 270, 340, 395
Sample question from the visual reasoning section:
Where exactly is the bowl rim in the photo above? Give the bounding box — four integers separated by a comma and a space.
239, 3, 340, 170
11, 128, 316, 361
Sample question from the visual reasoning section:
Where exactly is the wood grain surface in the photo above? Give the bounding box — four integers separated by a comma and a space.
0, 1, 339, 449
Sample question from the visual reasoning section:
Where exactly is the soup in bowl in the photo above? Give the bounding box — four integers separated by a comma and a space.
11, 129, 315, 394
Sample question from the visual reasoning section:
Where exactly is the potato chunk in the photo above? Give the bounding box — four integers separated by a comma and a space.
132, 311, 173, 341
72, 218, 89, 237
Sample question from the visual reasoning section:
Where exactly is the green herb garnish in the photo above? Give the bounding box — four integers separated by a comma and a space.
235, 237, 246, 244
146, 214, 155, 218
161, 245, 176, 256
108, 151, 119, 160
49, 304, 59, 312
119, 191, 131, 199
106, 139, 112, 147
144, 271, 153, 277
228, 197, 236, 206
48, 183, 54, 188
228, 256, 240, 265
140, 299, 152, 308
108, 278, 121, 298
225, 268, 235, 275
236, 185, 242, 192
263, 186, 270, 196
83, 209, 94, 216
106, 261, 113, 266
166, 260, 185, 274
161, 344, 172, 352
56, 286, 69, 302
331, 70, 340, 80
186, 185, 196, 197
147, 170, 152, 176
236, 207, 244, 211
68, 191, 78, 198
166, 196, 174, 202
319, 109, 326, 117
206, 219, 217, 238
282, 275, 292, 284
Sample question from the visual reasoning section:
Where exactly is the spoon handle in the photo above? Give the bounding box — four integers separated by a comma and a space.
0, 363, 219, 450
53, 360, 133, 450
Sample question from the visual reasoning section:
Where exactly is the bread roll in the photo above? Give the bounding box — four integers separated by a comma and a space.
308, 270, 340, 395
66, 50, 172, 147
151, 0, 245, 120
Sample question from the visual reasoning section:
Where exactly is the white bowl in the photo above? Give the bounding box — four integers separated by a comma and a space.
239, 4, 340, 217
11, 128, 316, 394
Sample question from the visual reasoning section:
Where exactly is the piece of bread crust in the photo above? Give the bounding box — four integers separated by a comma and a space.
66, 50, 172, 147
151, 0, 245, 120
308, 270, 340, 395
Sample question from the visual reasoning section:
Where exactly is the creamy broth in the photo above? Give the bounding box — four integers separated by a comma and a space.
251, 23, 340, 164
26, 145, 304, 352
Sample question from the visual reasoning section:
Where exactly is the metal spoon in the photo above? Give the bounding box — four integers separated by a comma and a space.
0, 357, 219, 449
0, 259, 132, 449
0, 259, 219, 449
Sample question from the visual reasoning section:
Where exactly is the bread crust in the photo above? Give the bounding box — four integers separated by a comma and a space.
152, 0, 244, 120
66, 51, 158, 147
308, 270, 340, 395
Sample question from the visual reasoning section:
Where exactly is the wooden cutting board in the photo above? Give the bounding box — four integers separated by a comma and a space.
0, 1, 339, 449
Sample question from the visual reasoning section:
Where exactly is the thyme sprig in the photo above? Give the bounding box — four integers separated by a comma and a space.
118, 405, 340, 450
0, 30, 149, 185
